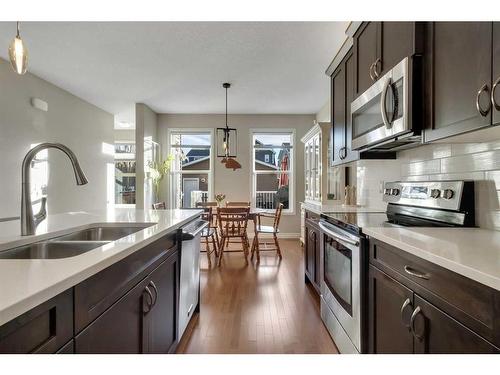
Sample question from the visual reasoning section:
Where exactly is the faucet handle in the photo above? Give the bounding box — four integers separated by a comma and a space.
34, 197, 47, 227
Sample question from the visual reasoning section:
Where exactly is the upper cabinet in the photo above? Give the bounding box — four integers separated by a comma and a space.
354, 22, 423, 97
355, 22, 379, 95
302, 123, 330, 203
424, 22, 497, 142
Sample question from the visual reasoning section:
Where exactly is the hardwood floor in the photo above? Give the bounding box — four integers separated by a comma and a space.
176, 239, 339, 354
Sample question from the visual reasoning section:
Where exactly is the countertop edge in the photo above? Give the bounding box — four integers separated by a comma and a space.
362, 227, 500, 292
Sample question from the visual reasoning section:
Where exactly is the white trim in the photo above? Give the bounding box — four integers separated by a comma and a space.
166, 128, 214, 209
255, 159, 279, 170
181, 155, 210, 168
249, 128, 296, 215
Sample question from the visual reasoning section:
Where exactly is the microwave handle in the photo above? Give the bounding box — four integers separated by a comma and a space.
380, 77, 392, 129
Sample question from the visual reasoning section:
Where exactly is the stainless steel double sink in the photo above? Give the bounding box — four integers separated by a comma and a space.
0, 224, 155, 260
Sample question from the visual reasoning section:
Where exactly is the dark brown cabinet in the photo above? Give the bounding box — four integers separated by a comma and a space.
368, 265, 414, 354
304, 211, 321, 293
75, 251, 179, 354
354, 22, 379, 95
368, 238, 500, 354
424, 22, 494, 142
331, 60, 346, 165
0, 289, 73, 354
353, 22, 422, 97
493, 22, 500, 126
0, 231, 182, 354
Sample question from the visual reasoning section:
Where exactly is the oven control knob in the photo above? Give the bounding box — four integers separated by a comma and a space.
430, 189, 441, 199
442, 189, 454, 200
391, 188, 400, 196
384, 188, 392, 195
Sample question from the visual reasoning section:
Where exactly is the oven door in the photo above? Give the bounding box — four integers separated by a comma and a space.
351, 57, 409, 151
319, 220, 362, 352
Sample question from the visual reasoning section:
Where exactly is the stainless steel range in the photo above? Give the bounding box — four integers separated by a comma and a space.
318, 180, 475, 353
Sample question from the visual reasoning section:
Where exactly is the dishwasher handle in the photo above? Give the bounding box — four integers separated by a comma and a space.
181, 220, 208, 241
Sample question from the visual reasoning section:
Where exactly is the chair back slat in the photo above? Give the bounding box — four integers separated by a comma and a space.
217, 207, 250, 236
274, 203, 284, 230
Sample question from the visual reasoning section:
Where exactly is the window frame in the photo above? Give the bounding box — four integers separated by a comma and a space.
166, 128, 214, 209
249, 128, 295, 215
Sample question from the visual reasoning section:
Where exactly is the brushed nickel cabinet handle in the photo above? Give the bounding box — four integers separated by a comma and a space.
492, 76, 500, 111
149, 281, 158, 308
373, 58, 381, 79
400, 298, 412, 330
410, 306, 425, 341
369, 62, 376, 81
404, 265, 430, 280
476, 83, 491, 117
143, 286, 154, 314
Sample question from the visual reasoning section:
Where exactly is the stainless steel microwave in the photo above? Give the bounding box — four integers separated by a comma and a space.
350, 57, 422, 151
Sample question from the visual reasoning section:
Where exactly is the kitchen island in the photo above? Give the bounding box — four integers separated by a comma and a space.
0, 208, 202, 353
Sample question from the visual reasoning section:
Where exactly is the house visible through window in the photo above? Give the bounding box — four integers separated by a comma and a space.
168, 130, 213, 208
251, 130, 294, 213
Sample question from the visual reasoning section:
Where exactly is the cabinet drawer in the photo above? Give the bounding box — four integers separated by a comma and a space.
74, 232, 177, 333
0, 289, 73, 354
305, 210, 320, 222
369, 238, 500, 345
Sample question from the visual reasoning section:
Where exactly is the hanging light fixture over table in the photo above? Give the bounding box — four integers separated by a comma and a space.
217, 83, 241, 170
9, 21, 28, 75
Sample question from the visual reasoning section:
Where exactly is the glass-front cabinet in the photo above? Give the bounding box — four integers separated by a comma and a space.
301, 122, 332, 204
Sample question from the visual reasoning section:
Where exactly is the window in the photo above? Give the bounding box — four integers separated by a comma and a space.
114, 141, 136, 205
251, 130, 294, 213
168, 130, 213, 208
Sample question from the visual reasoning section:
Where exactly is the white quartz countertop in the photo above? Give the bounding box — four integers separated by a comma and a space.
363, 226, 500, 291
301, 201, 385, 214
0, 208, 202, 326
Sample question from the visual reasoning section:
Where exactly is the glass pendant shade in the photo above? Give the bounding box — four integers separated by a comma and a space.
8, 23, 28, 75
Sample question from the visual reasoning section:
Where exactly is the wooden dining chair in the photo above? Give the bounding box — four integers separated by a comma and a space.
217, 206, 250, 266
152, 202, 166, 209
199, 206, 218, 267
224, 202, 250, 246
251, 203, 284, 262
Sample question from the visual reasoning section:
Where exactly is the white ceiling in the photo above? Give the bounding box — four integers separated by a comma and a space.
0, 22, 348, 115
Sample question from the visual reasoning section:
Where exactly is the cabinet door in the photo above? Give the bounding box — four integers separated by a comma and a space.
331, 66, 346, 165
145, 251, 179, 354
342, 50, 359, 164
354, 22, 379, 95
368, 266, 414, 354
412, 295, 499, 354
379, 22, 415, 76
304, 222, 316, 284
0, 289, 73, 354
75, 276, 151, 353
425, 22, 492, 142
493, 22, 500, 126
313, 224, 322, 287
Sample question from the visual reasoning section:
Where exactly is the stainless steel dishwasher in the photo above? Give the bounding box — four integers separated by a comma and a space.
178, 218, 207, 339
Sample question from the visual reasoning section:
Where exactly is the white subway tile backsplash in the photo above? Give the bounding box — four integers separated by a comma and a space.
441, 150, 500, 174
330, 138, 500, 230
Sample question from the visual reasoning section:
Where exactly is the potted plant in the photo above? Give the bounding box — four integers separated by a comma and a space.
147, 154, 174, 203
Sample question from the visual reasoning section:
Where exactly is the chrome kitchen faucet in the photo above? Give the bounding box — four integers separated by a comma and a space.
21, 143, 88, 236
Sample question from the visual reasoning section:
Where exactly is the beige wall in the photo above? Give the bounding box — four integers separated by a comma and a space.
0, 58, 114, 221
135, 103, 158, 209
157, 114, 314, 235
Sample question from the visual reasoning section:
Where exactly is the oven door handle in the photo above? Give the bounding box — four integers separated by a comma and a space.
380, 77, 392, 130
319, 221, 360, 247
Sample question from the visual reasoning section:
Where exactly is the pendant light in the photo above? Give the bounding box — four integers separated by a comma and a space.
8, 21, 28, 75
217, 83, 240, 170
